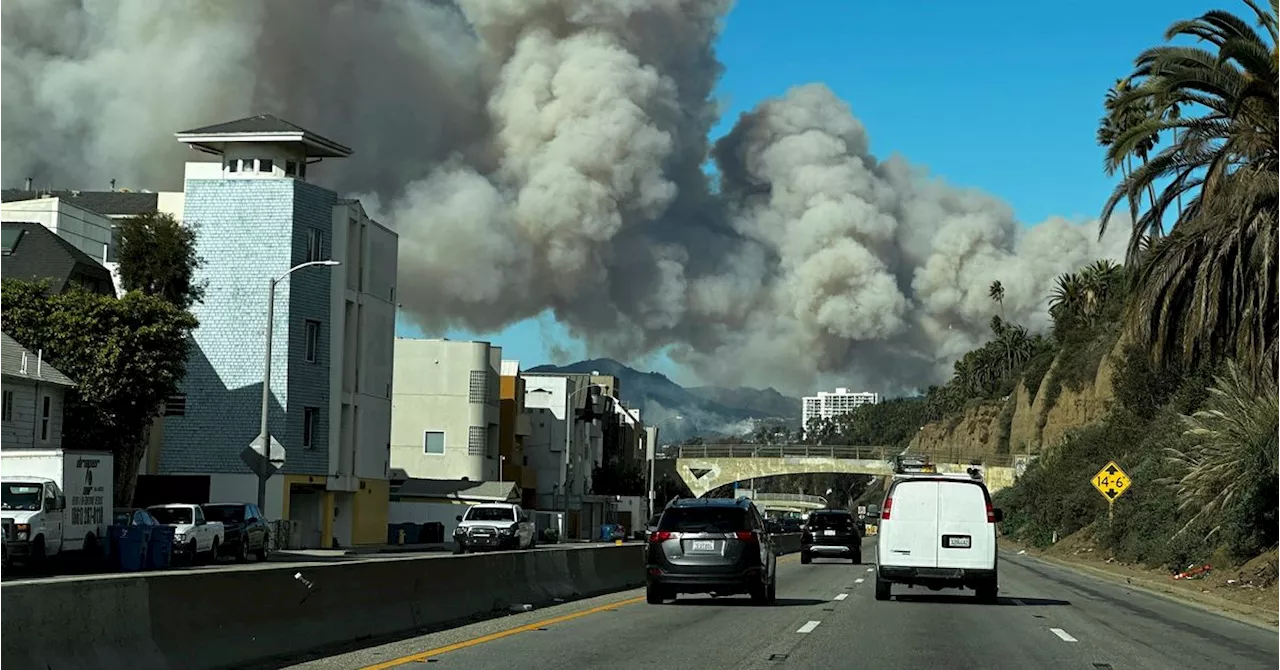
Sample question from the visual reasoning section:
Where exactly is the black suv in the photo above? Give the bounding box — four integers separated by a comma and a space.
202, 503, 270, 562
801, 509, 863, 564
645, 498, 778, 604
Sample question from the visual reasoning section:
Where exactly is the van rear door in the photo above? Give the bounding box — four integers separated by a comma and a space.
936, 480, 994, 570
879, 479, 939, 568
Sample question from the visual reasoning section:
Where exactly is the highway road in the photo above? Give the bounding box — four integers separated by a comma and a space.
284, 539, 1277, 670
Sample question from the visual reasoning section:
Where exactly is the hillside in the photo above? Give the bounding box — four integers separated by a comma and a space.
525, 358, 800, 442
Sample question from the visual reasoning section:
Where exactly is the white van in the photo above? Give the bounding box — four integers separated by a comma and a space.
874, 474, 1002, 602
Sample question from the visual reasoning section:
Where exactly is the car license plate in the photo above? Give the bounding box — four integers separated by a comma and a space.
690, 540, 716, 553
824, 530, 837, 536
944, 535, 971, 548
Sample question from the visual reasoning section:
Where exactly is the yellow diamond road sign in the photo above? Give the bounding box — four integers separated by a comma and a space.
1091, 461, 1131, 503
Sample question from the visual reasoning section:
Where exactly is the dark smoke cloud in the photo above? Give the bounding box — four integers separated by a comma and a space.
0, 0, 1126, 396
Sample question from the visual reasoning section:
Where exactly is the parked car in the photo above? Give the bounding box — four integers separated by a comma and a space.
645, 497, 777, 605
800, 509, 862, 564
453, 503, 536, 553
875, 474, 1002, 602
202, 503, 270, 562
1, 449, 114, 567
148, 504, 224, 564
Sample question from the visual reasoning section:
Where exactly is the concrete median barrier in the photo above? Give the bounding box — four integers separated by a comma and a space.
1, 544, 645, 670
774, 533, 802, 555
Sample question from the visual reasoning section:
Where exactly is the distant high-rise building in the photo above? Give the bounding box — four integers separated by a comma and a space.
802, 388, 880, 433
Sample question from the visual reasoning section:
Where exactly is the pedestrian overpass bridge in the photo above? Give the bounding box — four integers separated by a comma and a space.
670, 444, 1017, 498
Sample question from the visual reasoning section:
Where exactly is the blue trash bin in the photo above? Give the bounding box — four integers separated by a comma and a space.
111, 525, 150, 572
146, 525, 175, 570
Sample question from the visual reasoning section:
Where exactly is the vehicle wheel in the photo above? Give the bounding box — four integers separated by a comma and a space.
874, 573, 892, 601
750, 578, 770, 605
82, 533, 101, 569
852, 550, 862, 564
186, 540, 198, 565
800, 551, 811, 565
453, 542, 466, 555
30, 535, 47, 570
646, 583, 669, 604
975, 579, 998, 604
235, 535, 250, 563
255, 534, 270, 562
208, 538, 220, 564
766, 577, 777, 603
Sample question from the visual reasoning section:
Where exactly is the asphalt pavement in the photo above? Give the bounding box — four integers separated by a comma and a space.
286, 539, 1278, 670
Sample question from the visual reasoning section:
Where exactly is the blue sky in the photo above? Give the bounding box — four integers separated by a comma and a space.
397, 0, 1211, 384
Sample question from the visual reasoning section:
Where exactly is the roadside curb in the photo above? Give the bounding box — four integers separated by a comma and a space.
1002, 548, 1278, 631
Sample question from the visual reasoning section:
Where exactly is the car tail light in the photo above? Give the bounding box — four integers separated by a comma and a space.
650, 530, 674, 543
735, 530, 759, 543
985, 499, 996, 523
881, 496, 893, 521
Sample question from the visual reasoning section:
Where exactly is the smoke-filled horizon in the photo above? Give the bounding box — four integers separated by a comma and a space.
1, 0, 1128, 396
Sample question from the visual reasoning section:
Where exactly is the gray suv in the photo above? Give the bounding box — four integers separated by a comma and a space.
645, 498, 778, 604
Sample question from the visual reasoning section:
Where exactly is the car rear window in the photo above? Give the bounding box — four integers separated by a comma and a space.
202, 505, 245, 523
659, 506, 747, 532
807, 513, 855, 531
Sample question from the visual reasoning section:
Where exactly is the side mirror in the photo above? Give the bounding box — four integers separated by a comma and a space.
456, 515, 463, 522
992, 508, 1005, 523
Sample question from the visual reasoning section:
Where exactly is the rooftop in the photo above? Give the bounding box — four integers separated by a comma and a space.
1, 331, 75, 387
175, 113, 352, 158
2, 189, 159, 217
1, 222, 115, 295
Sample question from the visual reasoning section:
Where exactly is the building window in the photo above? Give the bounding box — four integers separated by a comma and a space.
306, 228, 323, 262
468, 426, 486, 456
164, 394, 187, 417
468, 370, 486, 404
1, 390, 13, 422
227, 159, 239, 173
424, 431, 445, 455
303, 407, 320, 449
285, 160, 298, 177
257, 158, 274, 174
40, 396, 51, 441
304, 320, 321, 363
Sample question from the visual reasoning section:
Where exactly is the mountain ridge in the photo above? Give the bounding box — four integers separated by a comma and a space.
525, 358, 801, 441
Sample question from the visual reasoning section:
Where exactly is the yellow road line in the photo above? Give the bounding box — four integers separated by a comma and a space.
358, 596, 646, 669
360, 552, 802, 669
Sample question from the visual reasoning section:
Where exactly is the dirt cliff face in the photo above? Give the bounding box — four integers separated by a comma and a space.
910, 338, 1123, 461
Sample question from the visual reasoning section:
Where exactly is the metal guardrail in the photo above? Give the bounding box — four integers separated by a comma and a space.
752, 493, 828, 505
668, 444, 1017, 467
670, 444, 890, 460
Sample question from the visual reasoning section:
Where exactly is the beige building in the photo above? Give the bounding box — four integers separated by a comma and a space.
391, 339, 501, 482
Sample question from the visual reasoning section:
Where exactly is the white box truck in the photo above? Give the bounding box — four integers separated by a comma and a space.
1, 449, 114, 566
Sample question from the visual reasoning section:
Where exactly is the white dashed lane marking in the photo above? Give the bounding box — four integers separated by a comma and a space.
834, 593, 849, 601
797, 621, 822, 634
1050, 628, 1078, 642
854, 578, 865, 584
865, 568, 873, 572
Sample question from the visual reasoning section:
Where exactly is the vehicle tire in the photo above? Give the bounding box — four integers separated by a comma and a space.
82, 533, 101, 569
800, 551, 811, 565
31, 535, 47, 569
255, 534, 270, 562
874, 572, 892, 601
185, 540, 198, 565
235, 535, 250, 563
453, 542, 466, 555
750, 578, 770, 605
852, 550, 862, 564
208, 537, 220, 564
975, 579, 998, 604
766, 577, 777, 603
646, 583, 667, 604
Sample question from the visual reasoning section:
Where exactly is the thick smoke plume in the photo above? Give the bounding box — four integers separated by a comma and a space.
1, 0, 1126, 395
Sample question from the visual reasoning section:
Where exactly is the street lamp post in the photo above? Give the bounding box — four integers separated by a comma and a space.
257, 259, 340, 519
646, 415, 684, 520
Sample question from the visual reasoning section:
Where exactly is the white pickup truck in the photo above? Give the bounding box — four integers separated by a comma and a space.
148, 503, 224, 564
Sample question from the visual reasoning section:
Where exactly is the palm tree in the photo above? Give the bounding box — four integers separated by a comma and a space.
1165, 361, 1278, 541
989, 280, 1005, 317
1099, 0, 1278, 379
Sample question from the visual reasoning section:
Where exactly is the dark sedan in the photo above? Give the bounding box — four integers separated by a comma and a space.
201, 503, 270, 562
